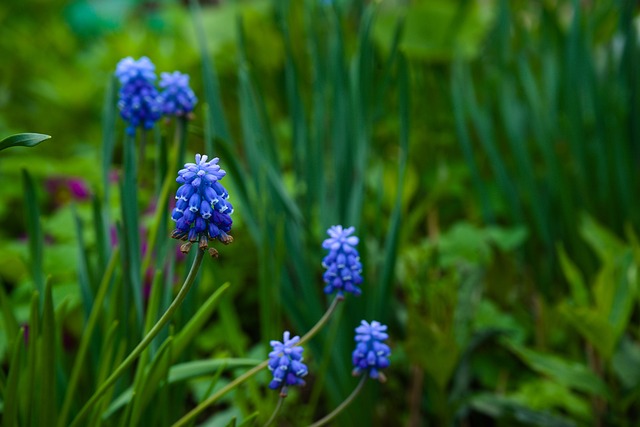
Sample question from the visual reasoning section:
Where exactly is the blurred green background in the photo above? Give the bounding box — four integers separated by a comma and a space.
1, 0, 640, 426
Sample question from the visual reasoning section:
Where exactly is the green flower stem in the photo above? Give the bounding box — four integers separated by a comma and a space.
172, 296, 343, 427
298, 295, 343, 346
138, 130, 147, 173
57, 248, 120, 427
308, 375, 368, 427
141, 121, 187, 279
175, 117, 188, 173
263, 395, 285, 427
69, 249, 205, 427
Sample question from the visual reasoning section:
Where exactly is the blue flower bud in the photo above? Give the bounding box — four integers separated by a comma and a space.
268, 331, 308, 394
159, 71, 197, 117
352, 320, 391, 381
171, 154, 234, 253
321, 225, 363, 297
115, 57, 162, 135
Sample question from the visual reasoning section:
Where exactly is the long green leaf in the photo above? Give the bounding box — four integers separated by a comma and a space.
189, 0, 231, 143
372, 52, 409, 320
22, 169, 45, 303
128, 338, 174, 427
73, 208, 95, 320
101, 75, 117, 203
0, 285, 19, 345
0, 133, 50, 152
172, 282, 231, 360
120, 134, 143, 330
40, 281, 56, 424
58, 248, 120, 427
25, 291, 40, 426
103, 358, 261, 418
4, 328, 25, 427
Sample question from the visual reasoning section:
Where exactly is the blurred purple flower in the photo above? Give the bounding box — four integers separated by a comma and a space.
45, 176, 91, 207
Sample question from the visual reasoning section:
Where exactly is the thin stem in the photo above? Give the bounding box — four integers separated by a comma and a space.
299, 295, 342, 346
263, 395, 286, 427
175, 117, 188, 173
172, 295, 343, 427
69, 249, 205, 427
308, 375, 368, 427
138, 130, 147, 174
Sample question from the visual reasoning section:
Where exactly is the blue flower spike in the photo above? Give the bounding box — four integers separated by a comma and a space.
170, 154, 234, 257
159, 71, 198, 118
268, 331, 308, 397
322, 225, 363, 298
352, 320, 391, 382
115, 56, 163, 136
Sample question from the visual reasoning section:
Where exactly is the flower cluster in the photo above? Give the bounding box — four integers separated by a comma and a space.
170, 154, 233, 255
352, 320, 391, 381
321, 225, 363, 296
115, 57, 198, 135
159, 71, 198, 117
268, 331, 308, 395
115, 56, 163, 136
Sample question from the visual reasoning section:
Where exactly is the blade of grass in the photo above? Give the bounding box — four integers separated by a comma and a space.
120, 134, 143, 330
40, 281, 56, 424
189, 0, 231, 143
25, 291, 40, 426
172, 282, 231, 359
372, 53, 409, 320
128, 338, 174, 427
103, 358, 261, 419
451, 62, 494, 222
22, 169, 44, 305
0, 285, 19, 345
58, 248, 120, 427
73, 208, 96, 320
4, 328, 25, 427
102, 75, 118, 203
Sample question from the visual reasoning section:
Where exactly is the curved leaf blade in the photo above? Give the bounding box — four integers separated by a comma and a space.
0, 133, 50, 152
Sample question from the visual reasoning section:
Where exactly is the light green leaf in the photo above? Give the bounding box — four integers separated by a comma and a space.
579, 214, 627, 263
557, 244, 589, 306
510, 379, 592, 421
469, 393, 577, 427
505, 341, 610, 398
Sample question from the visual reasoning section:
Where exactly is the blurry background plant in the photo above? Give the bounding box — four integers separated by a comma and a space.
1, 0, 640, 426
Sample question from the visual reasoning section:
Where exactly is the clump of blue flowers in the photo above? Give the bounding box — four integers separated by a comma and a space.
352, 320, 391, 381
115, 56, 163, 136
268, 331, 308, 396
159, 71, 198, 117
322, 225, 363, 297
170, 154, 233, 256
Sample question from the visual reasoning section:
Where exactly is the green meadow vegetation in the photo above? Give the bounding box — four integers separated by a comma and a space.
1, 0, 639, 426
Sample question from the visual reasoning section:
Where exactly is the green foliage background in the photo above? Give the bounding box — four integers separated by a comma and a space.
1, 0, 640, 426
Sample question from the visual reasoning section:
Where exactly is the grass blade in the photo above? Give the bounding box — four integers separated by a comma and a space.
22, 169, 45, 304
4, 328, 26, 427
40, 281, 56, 424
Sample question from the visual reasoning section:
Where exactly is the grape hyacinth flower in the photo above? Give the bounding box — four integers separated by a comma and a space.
159, 71, 198, 117
115, 56, 163, 136
170, 154, 233, 256
352, 320, 391, 381
268, 331, 308, 396
322, 225, 363, 297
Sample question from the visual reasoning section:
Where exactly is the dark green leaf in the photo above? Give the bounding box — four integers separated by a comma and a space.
0, 133, 50, 152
